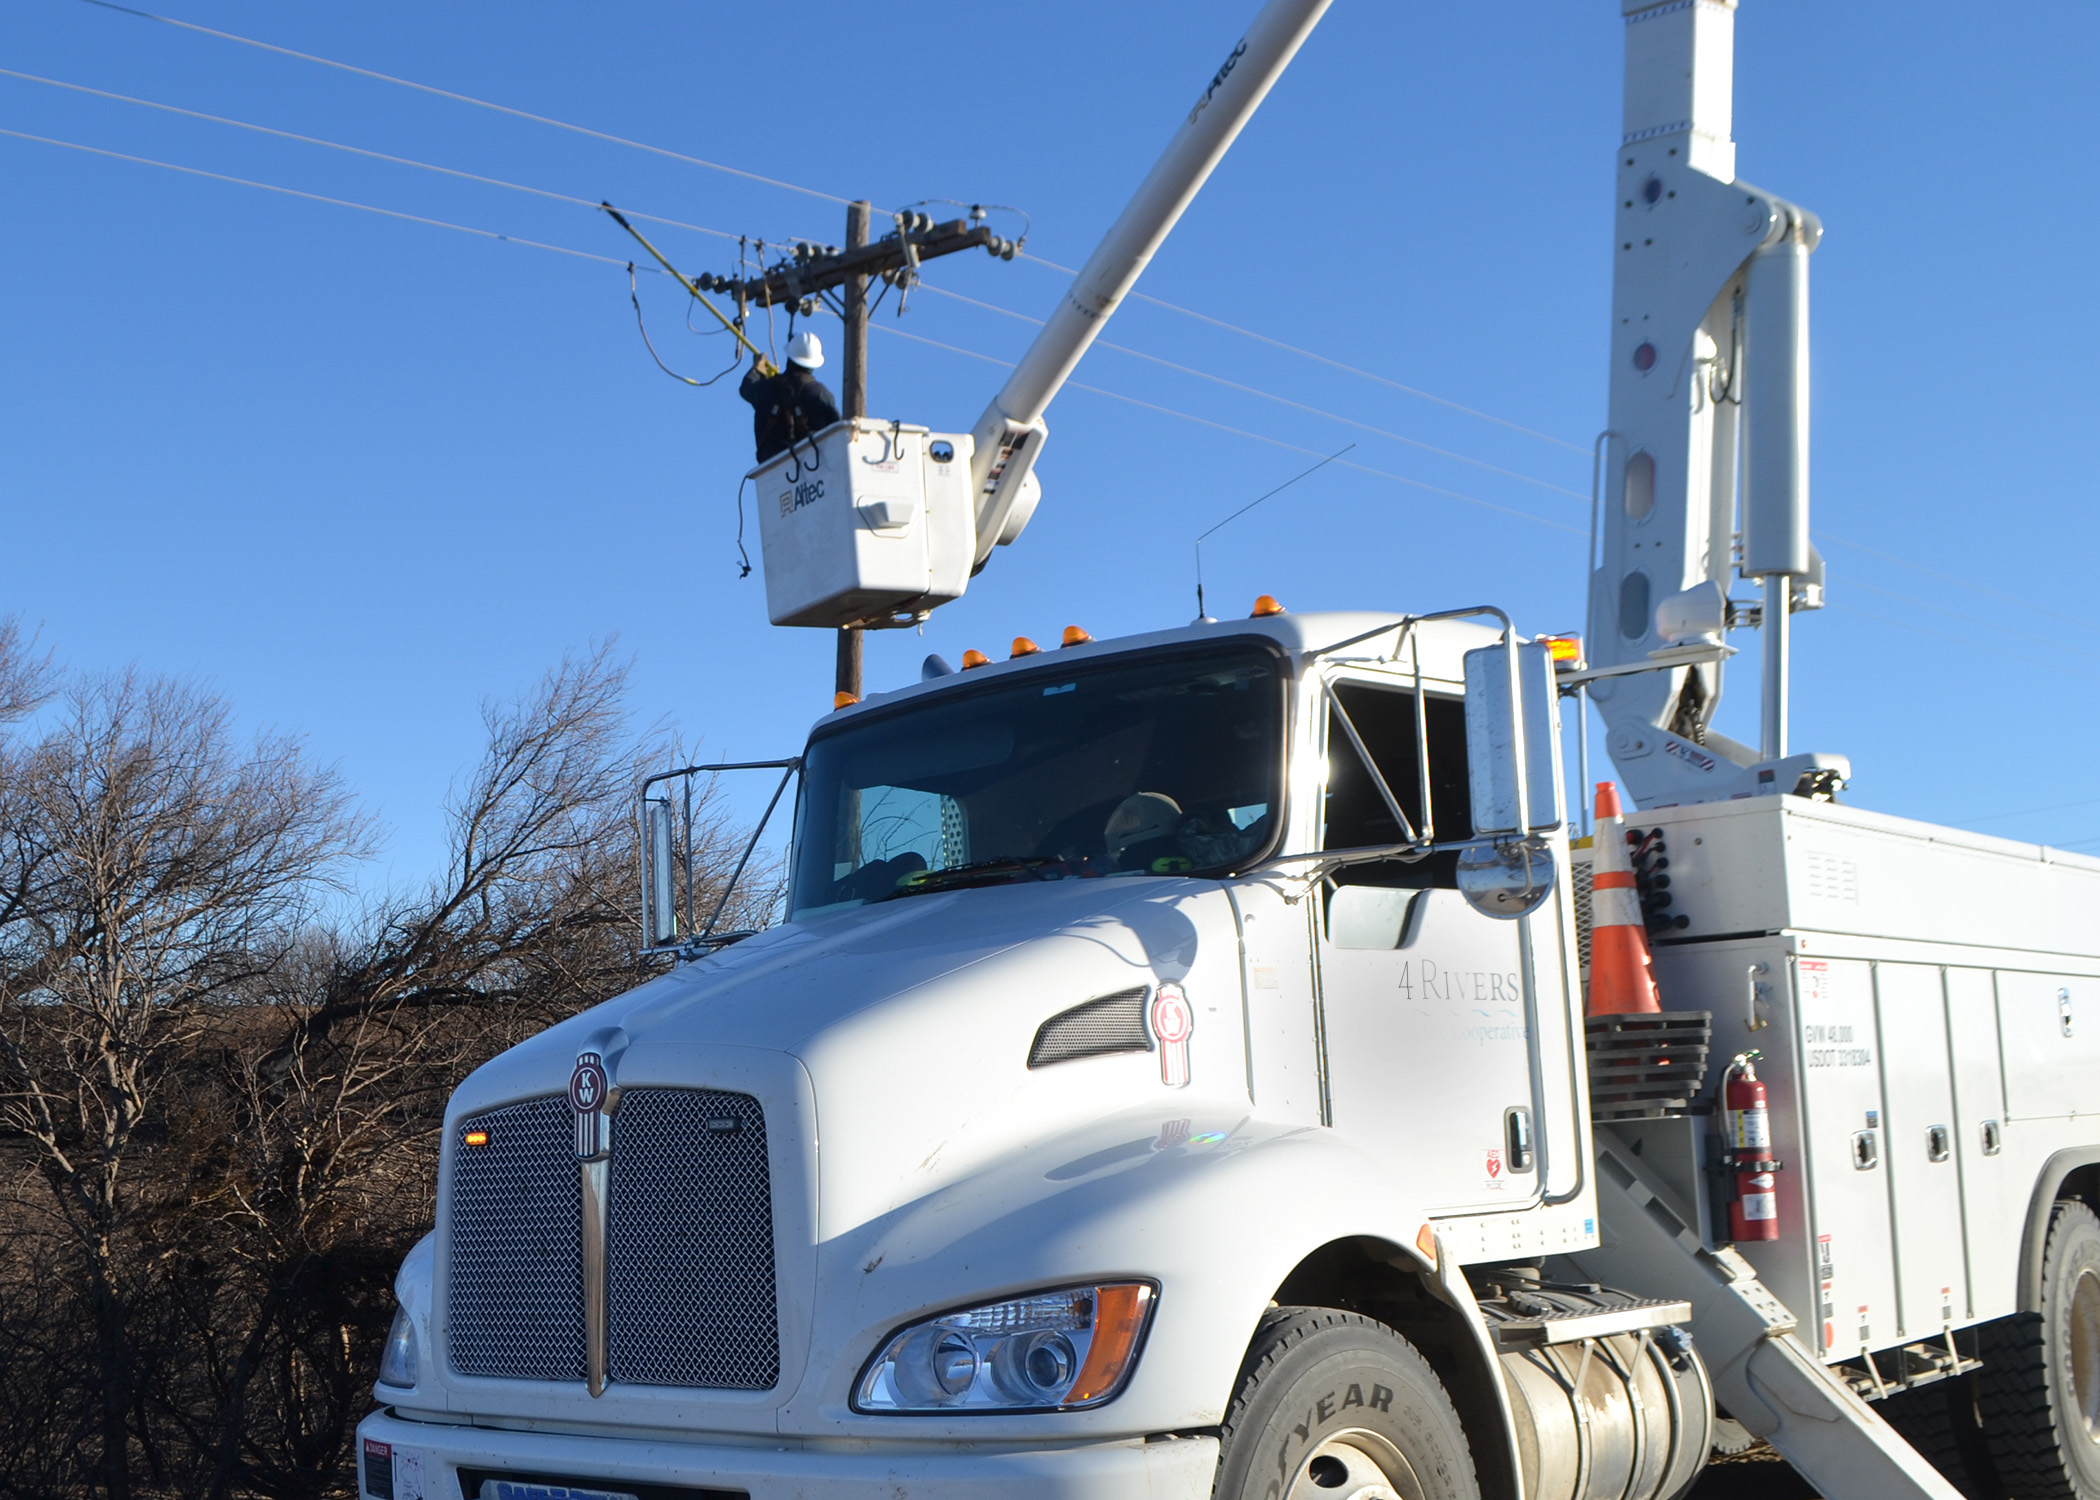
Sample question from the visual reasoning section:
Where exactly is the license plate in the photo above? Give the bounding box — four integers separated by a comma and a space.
479, 1483, 640, 1500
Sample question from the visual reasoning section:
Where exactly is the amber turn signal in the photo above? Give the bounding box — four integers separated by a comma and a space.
1064, 1283, 1156, 1404
463, 1129, 489, 1148
1541, 633, 1586, 671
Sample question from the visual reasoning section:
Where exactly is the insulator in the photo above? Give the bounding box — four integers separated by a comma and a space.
1650, 874, 1671, 891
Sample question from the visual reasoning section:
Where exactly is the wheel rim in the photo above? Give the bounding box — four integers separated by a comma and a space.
1285, 1428, 1425, 1500
2072, 1266, 2100, 1443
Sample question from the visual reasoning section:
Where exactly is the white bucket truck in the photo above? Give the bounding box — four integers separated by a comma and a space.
355, 3, 2100, 1499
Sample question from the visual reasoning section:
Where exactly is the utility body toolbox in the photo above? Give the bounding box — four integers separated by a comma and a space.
1587, 794, 2100, 1376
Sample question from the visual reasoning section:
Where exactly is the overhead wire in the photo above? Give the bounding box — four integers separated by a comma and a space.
920, 282, 1588, 500
71, 0, 854, 205
869, 324, 1585, 537
0, 65, 765, 247
1824, 603, 2100, 687
60, 0, 1615, 468
1019, 250, 1592, 455
15, 34, 2082, 629
627, 264, 740, 387
0, 125, 632, 266
1817, 529, 2090, 631
1826, 572, 2092, 659
1955, 794, 2100, 826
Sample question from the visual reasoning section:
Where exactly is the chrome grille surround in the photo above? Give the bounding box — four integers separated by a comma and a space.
446, 1088, 779, 1390
447, 1095, 586, 1382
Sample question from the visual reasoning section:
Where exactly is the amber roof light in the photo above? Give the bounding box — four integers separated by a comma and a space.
1251, 594, 1287, 617
834, 691, 859, 710
1011, 637, 1042, 658
961, 649, 991, 670
1061, 625, 1093, 647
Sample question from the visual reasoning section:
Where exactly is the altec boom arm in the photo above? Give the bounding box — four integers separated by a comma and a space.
1581, 0, 1846, 808
966, 0, 1333, 567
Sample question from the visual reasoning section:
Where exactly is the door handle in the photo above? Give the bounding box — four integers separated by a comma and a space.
1504, 1106, 1534, 1174
1852, 1129, 1879, 1170
1981, 1119, 2003, 1156
1925, 1125, 1951, 1163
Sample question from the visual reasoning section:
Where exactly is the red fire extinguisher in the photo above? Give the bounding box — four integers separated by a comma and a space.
1725, 1050, 1781, 1241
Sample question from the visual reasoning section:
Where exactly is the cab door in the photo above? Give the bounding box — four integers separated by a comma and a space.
1312, 673, 1542, 1212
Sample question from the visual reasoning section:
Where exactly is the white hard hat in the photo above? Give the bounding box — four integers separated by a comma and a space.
787, 331, 825, 369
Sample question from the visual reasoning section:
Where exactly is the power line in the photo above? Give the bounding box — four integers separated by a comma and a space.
870, 324, 1586, 536
1019, 250, 1592, 454
1825, 602, 2100, 687
1955, 794, 2100, 826
9, 60, 1587, 506
0, 66, 761, 247
0, 121, 1581, 541
0, 125, 633, 266
72, 0, 854, 205
1828, 571, 2093, 659
920, 283, 1588, 501
1816, 529, 2089, 631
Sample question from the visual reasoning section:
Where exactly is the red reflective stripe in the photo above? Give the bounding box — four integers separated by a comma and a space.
1592, 871, 1637, 889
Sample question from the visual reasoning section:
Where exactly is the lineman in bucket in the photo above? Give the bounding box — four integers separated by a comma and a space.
739, 330, 841, 462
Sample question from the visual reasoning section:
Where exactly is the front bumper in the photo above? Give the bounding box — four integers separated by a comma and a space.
355, 1409, 1219, 1500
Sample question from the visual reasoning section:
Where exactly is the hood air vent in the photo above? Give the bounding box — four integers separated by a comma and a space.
1028, 987, 1153, 1069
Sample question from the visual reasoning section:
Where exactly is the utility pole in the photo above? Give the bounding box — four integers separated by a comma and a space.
836, 200, 871, 702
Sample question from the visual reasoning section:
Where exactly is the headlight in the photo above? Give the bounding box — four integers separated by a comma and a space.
854, 1282, 1155, 1413
377, 1306, 418, 1390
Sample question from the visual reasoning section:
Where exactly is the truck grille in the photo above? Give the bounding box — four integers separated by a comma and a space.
446, 1089, 779, 1390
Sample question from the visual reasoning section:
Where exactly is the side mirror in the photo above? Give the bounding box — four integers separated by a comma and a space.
642, 794, 678, 950
1462, 640, 1564, 837
1459, 639, 1561, 921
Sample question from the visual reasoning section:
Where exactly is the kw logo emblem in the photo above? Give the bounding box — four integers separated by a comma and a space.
1150, 983, 1194, 1089
571, 1051, 612, 1161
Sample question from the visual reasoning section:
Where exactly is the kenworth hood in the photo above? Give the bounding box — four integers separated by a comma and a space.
405, 874, 1320, 1438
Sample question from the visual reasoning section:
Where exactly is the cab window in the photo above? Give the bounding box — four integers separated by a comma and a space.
1321, 679, 1471, 888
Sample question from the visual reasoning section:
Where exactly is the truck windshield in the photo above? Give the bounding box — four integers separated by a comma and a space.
790, 642, 1286, 916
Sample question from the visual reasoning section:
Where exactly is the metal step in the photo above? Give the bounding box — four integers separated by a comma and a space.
1566, 1141, 1964, 1500
1489, 1296, 1693, 1349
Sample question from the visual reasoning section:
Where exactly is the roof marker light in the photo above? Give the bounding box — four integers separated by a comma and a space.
1061, 625, 1093, 647
1011, 637, 1042, 658
834, 691, 860, 710
1541, 633, 1586, 672
1251, 595, 1287, 617
961, 649, 991, 670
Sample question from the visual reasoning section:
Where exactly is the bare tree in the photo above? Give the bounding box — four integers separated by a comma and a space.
0, 642, 767, 1498
0, 673, 368, 1500
185, 646, 761, 1498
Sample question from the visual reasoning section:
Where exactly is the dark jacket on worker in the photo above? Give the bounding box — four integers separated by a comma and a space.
740, 361, 842, 463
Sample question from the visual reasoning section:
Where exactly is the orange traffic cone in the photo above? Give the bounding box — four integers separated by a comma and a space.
1587, 782, 1662, 1016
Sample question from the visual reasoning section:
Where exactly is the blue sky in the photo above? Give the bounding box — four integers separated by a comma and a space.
3, 0, 2096, 891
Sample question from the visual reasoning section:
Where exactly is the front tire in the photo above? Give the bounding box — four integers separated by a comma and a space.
1213, 1307, 1478, 1500
1979, 1199, 2100, 1499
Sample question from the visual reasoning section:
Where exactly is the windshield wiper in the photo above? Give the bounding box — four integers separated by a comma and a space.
876, 857, 1068, 901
